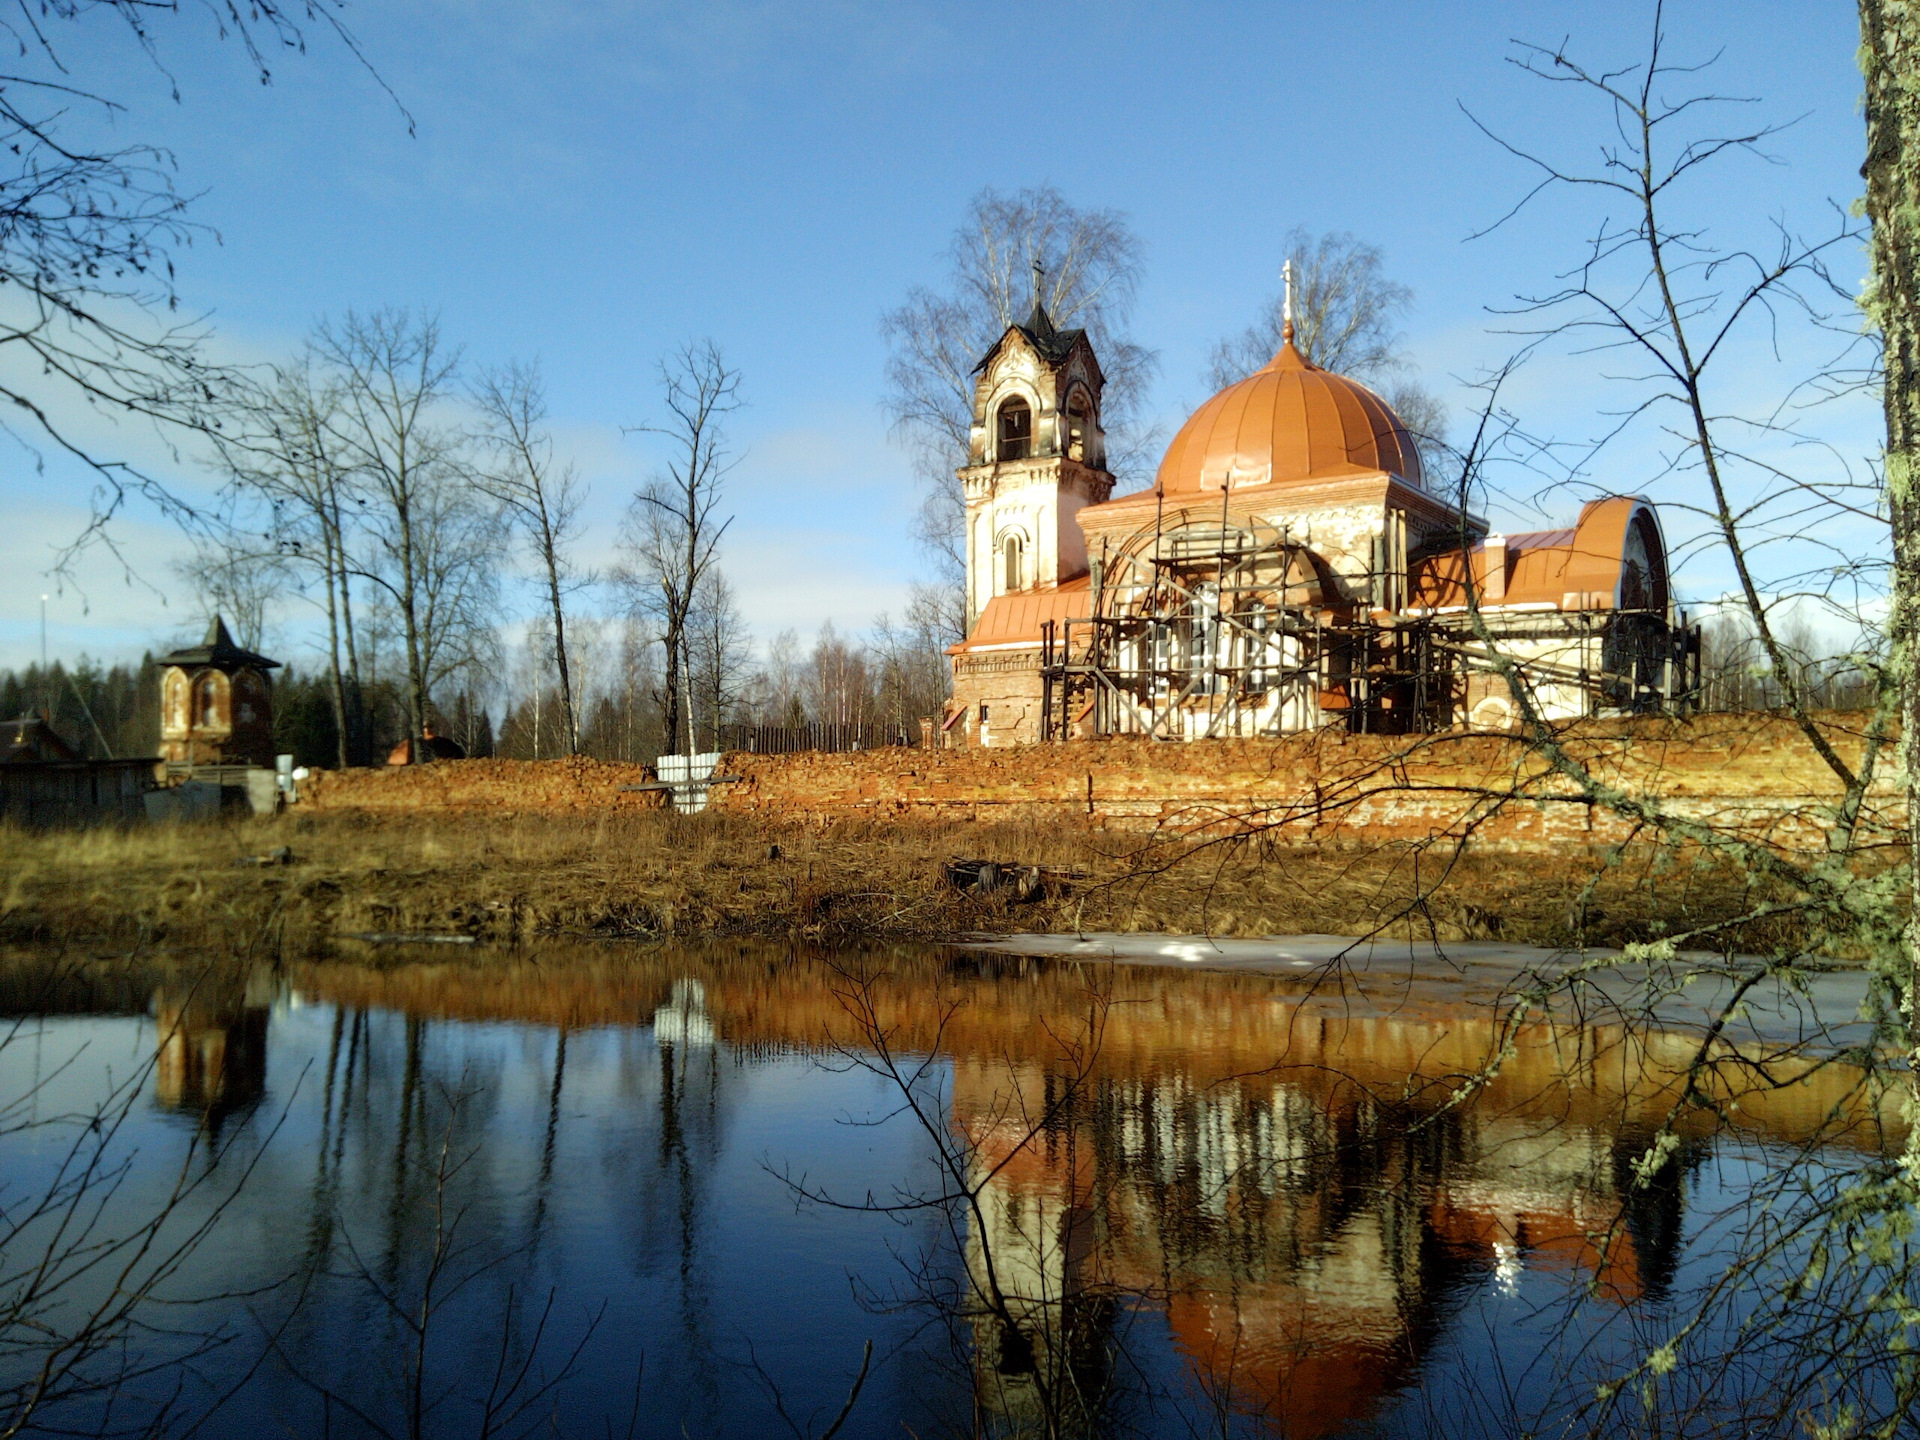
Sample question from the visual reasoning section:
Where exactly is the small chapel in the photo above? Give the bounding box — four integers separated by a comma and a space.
157, 617, 280, 769
945, 270, 1699, 745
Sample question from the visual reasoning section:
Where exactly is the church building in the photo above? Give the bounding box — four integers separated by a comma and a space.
946, 278, 1697, 746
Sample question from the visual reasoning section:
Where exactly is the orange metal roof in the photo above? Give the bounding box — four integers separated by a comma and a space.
1077, 470, 1469, 541
1410, 496, 1656, 610
1154, 337, 1422, 496
950, 574, 1090, 652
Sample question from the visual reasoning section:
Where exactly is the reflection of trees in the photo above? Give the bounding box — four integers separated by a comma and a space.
0, 958, 281, 1437
287, 943, 1888, 1436
748, 952, 1727, 1438
271, 1003, 529, 1425
594, 976, 734, 1427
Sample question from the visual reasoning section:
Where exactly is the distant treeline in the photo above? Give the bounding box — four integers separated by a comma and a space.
8, 614, 1843, 771
0, 660, 160, 761
0, 661, 497, 769
0, 655, 687, 768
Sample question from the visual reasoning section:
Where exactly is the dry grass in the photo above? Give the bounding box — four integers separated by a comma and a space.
0, 805, 1813, 956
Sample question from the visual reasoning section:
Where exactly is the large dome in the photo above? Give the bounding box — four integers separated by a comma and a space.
1154, 335, 1422, 494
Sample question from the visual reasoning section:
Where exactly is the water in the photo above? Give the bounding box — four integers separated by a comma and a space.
0, 942, 1901, 1438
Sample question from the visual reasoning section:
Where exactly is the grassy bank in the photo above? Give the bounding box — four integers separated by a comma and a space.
0, 807, 1811, 955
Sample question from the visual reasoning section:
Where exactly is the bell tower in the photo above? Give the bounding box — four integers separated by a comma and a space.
959, 270, 1114, 629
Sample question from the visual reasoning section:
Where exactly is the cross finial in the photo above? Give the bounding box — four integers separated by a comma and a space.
1282, 258, 1295, 345
1031, 256, 1045, 307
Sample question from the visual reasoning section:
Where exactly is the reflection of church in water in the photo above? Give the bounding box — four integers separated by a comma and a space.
152, 973, 273, 1125
624, 968, 1697, 1436
236, 957, 1871, 1436
946, 275, 1699, 745
954, 1055, 1680, 1436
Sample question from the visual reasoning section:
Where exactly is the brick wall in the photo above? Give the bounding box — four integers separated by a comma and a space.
296, 715, 1896, 854
300, 755, 666, 814
949, 649, 1045, 745
710, 714, 1890, 850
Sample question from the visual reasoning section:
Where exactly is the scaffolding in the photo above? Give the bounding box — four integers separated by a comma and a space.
1037, 515, 1701, 742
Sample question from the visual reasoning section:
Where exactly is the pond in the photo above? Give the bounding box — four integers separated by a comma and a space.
0, 940, 1901, 1438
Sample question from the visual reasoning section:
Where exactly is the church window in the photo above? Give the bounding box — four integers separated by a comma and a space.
1246, 602, 1271, 692
1001, 533, 1025, 592
194, 676, 220, 729
1189, 584, 1221, 694
1619, 514, 1664, 612
996, 398, 1032, 461
1066, 390, 1091, 461
1148, 619, 1172, 694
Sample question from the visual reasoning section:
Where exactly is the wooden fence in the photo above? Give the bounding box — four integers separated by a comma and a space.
0, 758, 157, 827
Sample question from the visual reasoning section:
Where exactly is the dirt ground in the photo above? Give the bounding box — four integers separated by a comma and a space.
0, 806, 1814, 957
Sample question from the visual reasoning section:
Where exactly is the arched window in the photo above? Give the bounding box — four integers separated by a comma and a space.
1065, 390, 1091, 461
1001, 533, 1025, 593
1189, 584, 1221, 694
1245, 602, 1271, 692
996, 397, 1032, 462
1619, 513, 1666, 612
194, 675, 221, 729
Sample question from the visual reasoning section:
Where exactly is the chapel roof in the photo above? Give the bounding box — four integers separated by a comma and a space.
156, 615, 281, 672
1153, 330, 1423, 495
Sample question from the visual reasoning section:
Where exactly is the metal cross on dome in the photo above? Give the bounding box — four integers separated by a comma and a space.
1282, 257, 1295, 344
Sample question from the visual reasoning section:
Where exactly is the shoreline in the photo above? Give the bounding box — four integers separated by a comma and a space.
0, 807, 1823, 958
954, 929, 1875, 1048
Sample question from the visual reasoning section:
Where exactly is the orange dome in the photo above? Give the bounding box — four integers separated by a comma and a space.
1155, 336, 1422, 494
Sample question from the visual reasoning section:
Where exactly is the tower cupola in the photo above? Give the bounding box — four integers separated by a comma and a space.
958, 273, 1115, 628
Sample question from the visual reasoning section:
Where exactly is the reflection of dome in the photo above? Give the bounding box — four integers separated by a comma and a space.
1155, 335, 1422, 495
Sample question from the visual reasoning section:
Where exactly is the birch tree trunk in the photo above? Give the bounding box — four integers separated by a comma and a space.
1861, 0, 1920, 1122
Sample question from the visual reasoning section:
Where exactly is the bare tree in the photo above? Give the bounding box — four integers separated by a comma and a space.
1174, 18, 1902, 1432
315, 309, 494, 758
882, 185, 1158, 600
472, 360, 592, 755
403, 473, 505, 729
871, 595, 952, 732
0, 956, 291, 1438
217, 356, 370, 766
616, 341, 741, 757
173, 529, 289, 657
688, 569, 751, 751
1206, 228, 1449, 473
583, 614, 665, 761
804, 621, 872, 728
759, 628, 805, 727
0, 4, 393, 576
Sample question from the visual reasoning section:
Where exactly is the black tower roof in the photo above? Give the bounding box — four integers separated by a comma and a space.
156, 616, 280, 672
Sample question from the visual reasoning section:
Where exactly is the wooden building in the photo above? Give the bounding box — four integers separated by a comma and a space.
157, 617, 280, 769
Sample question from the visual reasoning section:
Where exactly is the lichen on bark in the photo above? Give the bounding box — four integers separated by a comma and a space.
1861, 1, 1920, 1161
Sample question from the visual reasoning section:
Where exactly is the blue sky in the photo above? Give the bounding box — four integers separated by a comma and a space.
0, 0, 1875, 670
